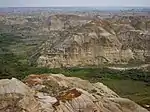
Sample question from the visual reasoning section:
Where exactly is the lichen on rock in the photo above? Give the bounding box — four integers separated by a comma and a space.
0, 74, 149, 112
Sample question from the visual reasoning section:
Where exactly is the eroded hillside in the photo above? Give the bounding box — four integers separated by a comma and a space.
37, 16, 150, 68
0, 10, 150, 68
0, 74, 149, 112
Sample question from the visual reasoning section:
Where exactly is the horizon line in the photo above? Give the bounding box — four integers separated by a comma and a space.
0, 6, 150, 8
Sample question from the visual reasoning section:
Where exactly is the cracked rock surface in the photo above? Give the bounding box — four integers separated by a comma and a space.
0, 74, 149, 112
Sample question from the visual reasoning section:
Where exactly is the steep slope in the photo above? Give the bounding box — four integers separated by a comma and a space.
0, 74, 148, 112
37, 19, 150, 68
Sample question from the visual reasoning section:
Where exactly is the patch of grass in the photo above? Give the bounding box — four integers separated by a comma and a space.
101, 79, 150, 108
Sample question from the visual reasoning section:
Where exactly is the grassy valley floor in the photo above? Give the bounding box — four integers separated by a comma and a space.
101, 79, 150, 108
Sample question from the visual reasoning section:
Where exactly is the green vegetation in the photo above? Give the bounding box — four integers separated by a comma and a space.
47, 67, 150, 108
101, 80, 150, 107
0, 33, 150, 109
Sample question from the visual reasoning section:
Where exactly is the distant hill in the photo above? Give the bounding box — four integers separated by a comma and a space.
0, 7, 150, 14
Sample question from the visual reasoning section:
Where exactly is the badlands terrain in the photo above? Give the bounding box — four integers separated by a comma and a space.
0, 74, 149, 112
0, 7, 150, 111
0, 7, 150, 67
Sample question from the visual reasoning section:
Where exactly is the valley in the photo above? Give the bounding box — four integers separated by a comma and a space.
0, 7, 150, 111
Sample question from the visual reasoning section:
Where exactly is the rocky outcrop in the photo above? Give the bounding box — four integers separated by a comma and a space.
1, 13, 150, 68
0, 74, 149, 112
37, 19, 150, 68
0, 78, 40, 112
47, 14, 89, 31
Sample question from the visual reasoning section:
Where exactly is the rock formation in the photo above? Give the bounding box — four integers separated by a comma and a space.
0, 10, 150, 68
37, 19, 150, 68
0, 74, 149, 112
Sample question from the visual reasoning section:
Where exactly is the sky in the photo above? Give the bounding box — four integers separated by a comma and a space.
0, 0, 150, 7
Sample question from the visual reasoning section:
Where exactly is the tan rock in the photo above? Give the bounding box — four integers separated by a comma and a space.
37, 20, 150, 68
0, 78, 40, 112
0, 74, 149, 112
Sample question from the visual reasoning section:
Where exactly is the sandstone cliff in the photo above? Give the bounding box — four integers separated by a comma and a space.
1, 13, 149, 68
0, 74, 149, 112
37, 19, 150, 68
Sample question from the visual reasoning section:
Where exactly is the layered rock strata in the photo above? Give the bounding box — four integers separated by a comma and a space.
0, 74, 149, 112
37, 20, 150, 68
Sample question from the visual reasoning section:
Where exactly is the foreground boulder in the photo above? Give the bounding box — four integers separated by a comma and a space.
0, 78, 40, 112
0, 74, 148, 112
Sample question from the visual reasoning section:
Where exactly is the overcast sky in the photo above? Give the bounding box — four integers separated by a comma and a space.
0, 0, 150, 7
